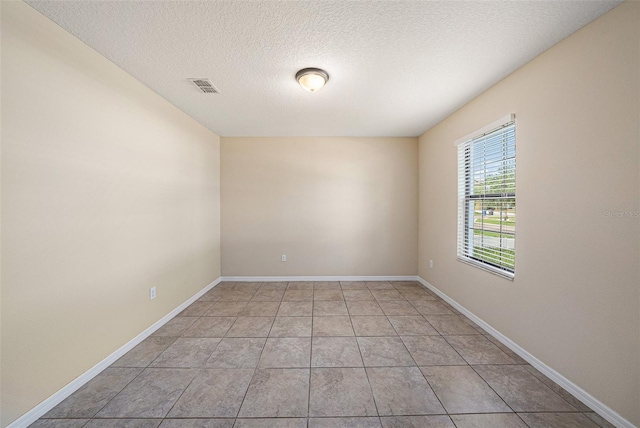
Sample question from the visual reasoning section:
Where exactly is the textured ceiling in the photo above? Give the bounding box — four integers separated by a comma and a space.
26, 1, 620, 137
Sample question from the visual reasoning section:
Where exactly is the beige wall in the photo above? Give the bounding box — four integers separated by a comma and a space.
0, 3, 221, 426
221, 137, 418, 276
418, 2, 639, 425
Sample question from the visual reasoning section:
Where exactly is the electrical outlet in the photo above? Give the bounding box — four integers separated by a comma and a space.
150, 287, 156, 300
281, 254, 287, 262
429, 259, 434, 269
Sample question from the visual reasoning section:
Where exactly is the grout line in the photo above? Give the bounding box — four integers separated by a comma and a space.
467, 364, 519, 415
161, 368, 200, 423
418, 369, 451, 417
390, 316, 450, 417
307, 292, 314, 419
354, 331, 381, 419
234, 319, 273, 419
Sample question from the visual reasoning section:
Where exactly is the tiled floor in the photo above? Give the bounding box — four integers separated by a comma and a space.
34, 281, 615, 428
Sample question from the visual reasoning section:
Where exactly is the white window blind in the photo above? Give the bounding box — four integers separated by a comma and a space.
457, 118, 516, 279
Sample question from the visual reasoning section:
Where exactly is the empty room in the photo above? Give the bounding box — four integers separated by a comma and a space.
1, 1, 638, 428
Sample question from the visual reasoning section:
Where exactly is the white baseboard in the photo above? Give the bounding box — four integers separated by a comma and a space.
417, 276, 633, 428
10, 275, 632, 428
222, 275, 419, 282
7, 277, 222, 428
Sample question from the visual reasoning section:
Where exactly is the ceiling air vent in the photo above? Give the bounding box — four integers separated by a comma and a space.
189, 78, 220, 94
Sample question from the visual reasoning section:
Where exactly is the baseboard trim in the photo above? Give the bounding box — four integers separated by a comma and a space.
7, 277, 222, 428
222, 275, 419, 282
10, 275, 632, 428
417, 276, 633, 428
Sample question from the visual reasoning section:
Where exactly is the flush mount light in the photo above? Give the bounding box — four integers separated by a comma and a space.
296, 68, 329, 92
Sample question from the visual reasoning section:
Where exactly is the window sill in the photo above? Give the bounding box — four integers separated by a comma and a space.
457, 256, 515, 281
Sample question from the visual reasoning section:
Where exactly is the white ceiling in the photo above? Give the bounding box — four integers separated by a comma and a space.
27, 1, 620, 137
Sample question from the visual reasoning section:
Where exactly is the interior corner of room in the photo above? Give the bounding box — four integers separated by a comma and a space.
1, 1, 638, 427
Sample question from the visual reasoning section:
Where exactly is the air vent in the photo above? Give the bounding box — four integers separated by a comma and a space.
189, 78, 220, 94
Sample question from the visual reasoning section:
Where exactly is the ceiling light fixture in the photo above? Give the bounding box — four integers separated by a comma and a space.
296, 68, 329, 92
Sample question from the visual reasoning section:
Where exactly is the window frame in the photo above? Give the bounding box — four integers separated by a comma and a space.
455, 115, 516, 280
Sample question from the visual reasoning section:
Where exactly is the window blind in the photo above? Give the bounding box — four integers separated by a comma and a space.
457, 120, 516, 278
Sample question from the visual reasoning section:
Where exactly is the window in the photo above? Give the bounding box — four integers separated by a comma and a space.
456, 115, 516, 279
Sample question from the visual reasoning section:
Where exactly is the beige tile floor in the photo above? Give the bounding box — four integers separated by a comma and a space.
34, 281, 615, 428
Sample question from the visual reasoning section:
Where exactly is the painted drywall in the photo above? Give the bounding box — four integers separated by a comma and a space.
0, 2, 221, 426
418, 2, 639, 425
221, 137, 418, 276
